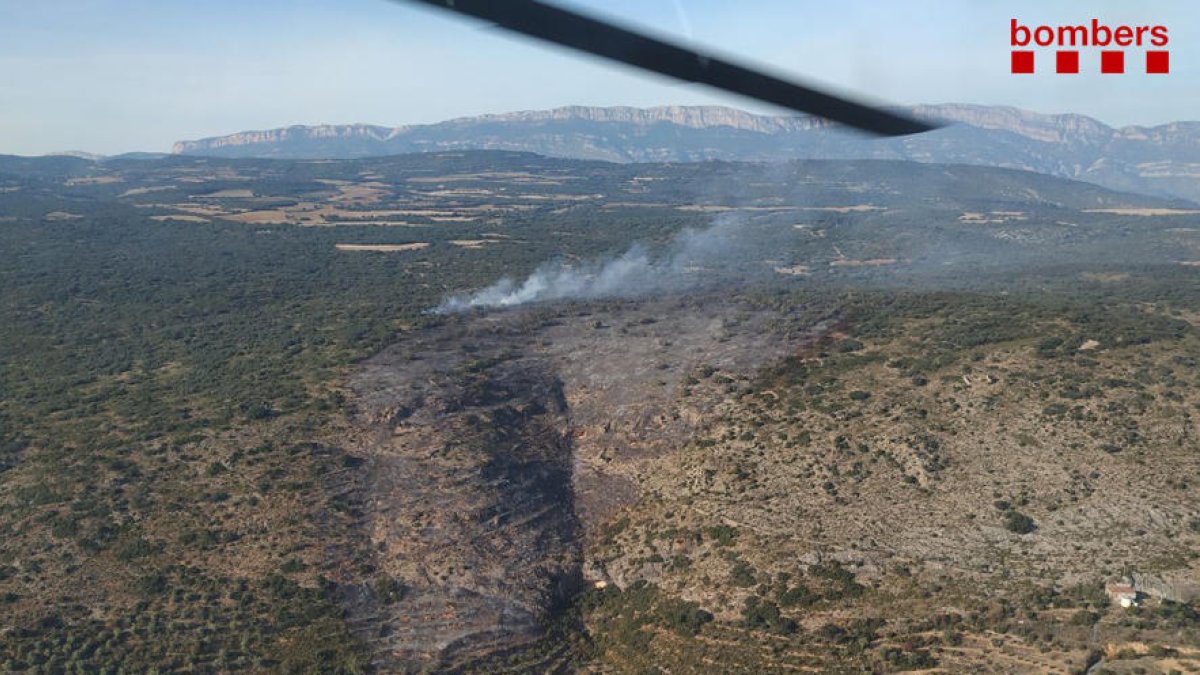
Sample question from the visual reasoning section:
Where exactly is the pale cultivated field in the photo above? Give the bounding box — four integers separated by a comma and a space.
43, 211, 82, 221
773, 265, 811, 276
223, 204, 423, 225
601, 201, 676, 209
119, 186, 176, 197
960, 211, 1029, 223
64, 176, 123, 186
407, 171, 567, 185
224, 210, 292, 224
334, 243, 429, 252
140, 203, 231, 217
677, 205, 800, 213
331, 184, 390, 203
801, 204, 883, 213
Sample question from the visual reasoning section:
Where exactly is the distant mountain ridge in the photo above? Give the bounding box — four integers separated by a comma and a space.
173, 104, 1200, 202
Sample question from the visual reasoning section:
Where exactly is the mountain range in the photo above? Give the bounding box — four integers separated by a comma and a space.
172, 104, 1200, 203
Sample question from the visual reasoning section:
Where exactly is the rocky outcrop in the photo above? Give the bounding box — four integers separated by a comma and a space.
171, 124, 397, 154
446, 105, 830, 133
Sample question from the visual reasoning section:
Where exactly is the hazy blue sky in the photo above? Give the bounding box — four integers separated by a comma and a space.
2, 0, 1196, 155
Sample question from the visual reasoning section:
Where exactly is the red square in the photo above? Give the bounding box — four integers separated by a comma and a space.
1147, 50, 1169, 74
1056, 50, 1079, 74
1011, 51, 1034, 74
1101, 51, 1125, 74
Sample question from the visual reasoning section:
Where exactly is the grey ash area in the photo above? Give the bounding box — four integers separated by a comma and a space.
341, 294, 828, 670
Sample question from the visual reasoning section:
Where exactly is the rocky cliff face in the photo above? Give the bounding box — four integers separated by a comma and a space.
171, 123, 398, 153
170, 107, 827, 156
172, 104, 1200, 203
446, 105, 830, 133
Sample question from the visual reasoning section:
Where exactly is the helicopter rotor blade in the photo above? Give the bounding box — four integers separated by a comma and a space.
403, 0, 938, 137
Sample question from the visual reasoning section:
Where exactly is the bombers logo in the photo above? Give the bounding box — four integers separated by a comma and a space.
1011, 19, 1169, 74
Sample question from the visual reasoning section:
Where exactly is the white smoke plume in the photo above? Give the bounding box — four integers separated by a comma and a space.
436, 214, 757, 313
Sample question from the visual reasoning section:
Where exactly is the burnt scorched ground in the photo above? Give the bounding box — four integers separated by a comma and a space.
342, 294, 829, 671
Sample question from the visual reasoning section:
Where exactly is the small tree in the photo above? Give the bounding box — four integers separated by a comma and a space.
1004, 510, 1036, 534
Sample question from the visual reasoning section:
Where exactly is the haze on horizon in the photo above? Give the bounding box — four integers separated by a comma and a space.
2, 0, 1197, 156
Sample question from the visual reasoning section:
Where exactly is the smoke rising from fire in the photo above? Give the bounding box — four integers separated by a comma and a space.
436, 214, 757, 313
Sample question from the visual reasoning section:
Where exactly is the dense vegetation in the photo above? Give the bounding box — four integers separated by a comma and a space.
0, 153, 717, 672
2, 150, 1200, 672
